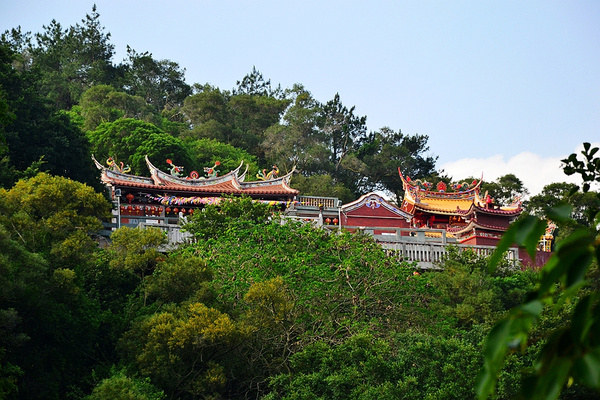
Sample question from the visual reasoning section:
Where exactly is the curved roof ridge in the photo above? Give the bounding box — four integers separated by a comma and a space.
398, 168, 483, 197
145, 156, 243, 187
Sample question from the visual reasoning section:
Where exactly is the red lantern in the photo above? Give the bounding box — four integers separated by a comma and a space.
333, 218, 338, 224
173, 207, 179, 213
126, 193, 134, 203
325, 218, 331, 224
166, 207, 171, 213
188, 208, 194, 214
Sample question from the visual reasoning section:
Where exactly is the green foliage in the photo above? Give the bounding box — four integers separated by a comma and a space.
563, 142, 600, 194
480, 174, 529, 206
185, 209, 439, 342
0, 210, 116, 399
88, 118, 194, 175
260, 85, 329, 174
146, 253, 213, 304
109, 227, 166, 281
87, 369, 165, 400
28, 6, 118, 110
183, 195, 275, 240
78, 85, 155, 131
433, 247, 503, 328
290, 173, 355, 203
121, 302, 251, 399
354, 127, 437, 202
0, 173, 111, 259
185, 137, 259, 175
123, 46, 191, 113
0, 44, 99, 187
477, 143, 600, 399
266, 332, 482, 400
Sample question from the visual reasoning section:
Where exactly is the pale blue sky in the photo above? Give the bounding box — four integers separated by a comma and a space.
2, 1, 599, 194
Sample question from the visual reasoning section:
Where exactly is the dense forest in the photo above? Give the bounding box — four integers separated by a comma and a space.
1, 6, 599, 400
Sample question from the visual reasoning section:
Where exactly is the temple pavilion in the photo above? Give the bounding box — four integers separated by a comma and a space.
397, 169, 523, 246
93, 155, 298, 227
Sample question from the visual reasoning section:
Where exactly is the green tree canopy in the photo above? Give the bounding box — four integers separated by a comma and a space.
0, 43, 100, 187
27, 6, 118, 109
122, 46, 191, 113
88, 118, 193, 175
0, 173, 110, 259
77, 84, 155, 131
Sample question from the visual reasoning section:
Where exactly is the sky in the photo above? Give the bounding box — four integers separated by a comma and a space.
2, 0, 599, 196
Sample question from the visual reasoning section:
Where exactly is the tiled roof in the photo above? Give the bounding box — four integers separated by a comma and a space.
93, 155, 298, 197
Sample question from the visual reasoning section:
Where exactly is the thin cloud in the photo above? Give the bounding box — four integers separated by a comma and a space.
440, 143, 600, 197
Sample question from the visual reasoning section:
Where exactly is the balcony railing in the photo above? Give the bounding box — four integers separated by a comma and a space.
105, 217, 521, 270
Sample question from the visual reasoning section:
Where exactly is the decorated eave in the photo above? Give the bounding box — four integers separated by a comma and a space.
238, 166, 297, 195
93, 155, 156, 188
398, 170, 481, 216
342, 192, 412, 220
398, 168, 482, 200
92, 155, 299, 198
446, 219, 512, 236
470, 190, 522, 215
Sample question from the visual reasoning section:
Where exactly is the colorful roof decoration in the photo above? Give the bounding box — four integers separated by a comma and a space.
397, 168, 524, 244
92, 155, 299, 199
398, 168, 522, 216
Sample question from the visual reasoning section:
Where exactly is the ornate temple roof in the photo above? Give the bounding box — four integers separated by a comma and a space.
398, 168, 522, 217
93, 155, 299, 198
398, 168, 482, 215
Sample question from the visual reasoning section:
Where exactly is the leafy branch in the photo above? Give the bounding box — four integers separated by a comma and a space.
477, 143, 600, 399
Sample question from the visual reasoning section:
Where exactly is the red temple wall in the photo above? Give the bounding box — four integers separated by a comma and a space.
342, 205, 411, 233
476, 213, 511, 229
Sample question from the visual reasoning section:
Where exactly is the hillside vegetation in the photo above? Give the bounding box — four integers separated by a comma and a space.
1, 7, 599, 400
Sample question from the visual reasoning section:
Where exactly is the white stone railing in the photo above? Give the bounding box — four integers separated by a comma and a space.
136, 221, 195, 250
131, 221, 518, 269
378, 240, 519, 269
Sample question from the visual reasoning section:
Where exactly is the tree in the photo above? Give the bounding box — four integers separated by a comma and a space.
261, 84, 330, 174
265, 332, 483, 400
477, 142, 600, 399
432, 247, 502, 328
0, 43, 100, 187
77, 84, 155, 131
185, 138, 259, 177
88, 118, 193, 175
146, 253, 213, 305
0, 173, 111, 259
181, 85, 230, 143
289, 173, 355, 203
526, 182, 578, 217
87, 369, 165, 400
319, 93, 367, 189
122, 46, 191, 113
228, 93, 290, 158
29, 6, 118, 109
122, 302, 251, 399
480, 174, 529, 206
0, 174, 116, 399
183, 195, 275, 240
354, 127, 437, 202
109, 227, 165, 280
233, 66, 283, 98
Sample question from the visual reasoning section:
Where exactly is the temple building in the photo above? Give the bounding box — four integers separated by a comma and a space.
94, 155, 549, 267
93, 155, 298, 227
340, 192, 412, 234
397, 169, 523, 246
